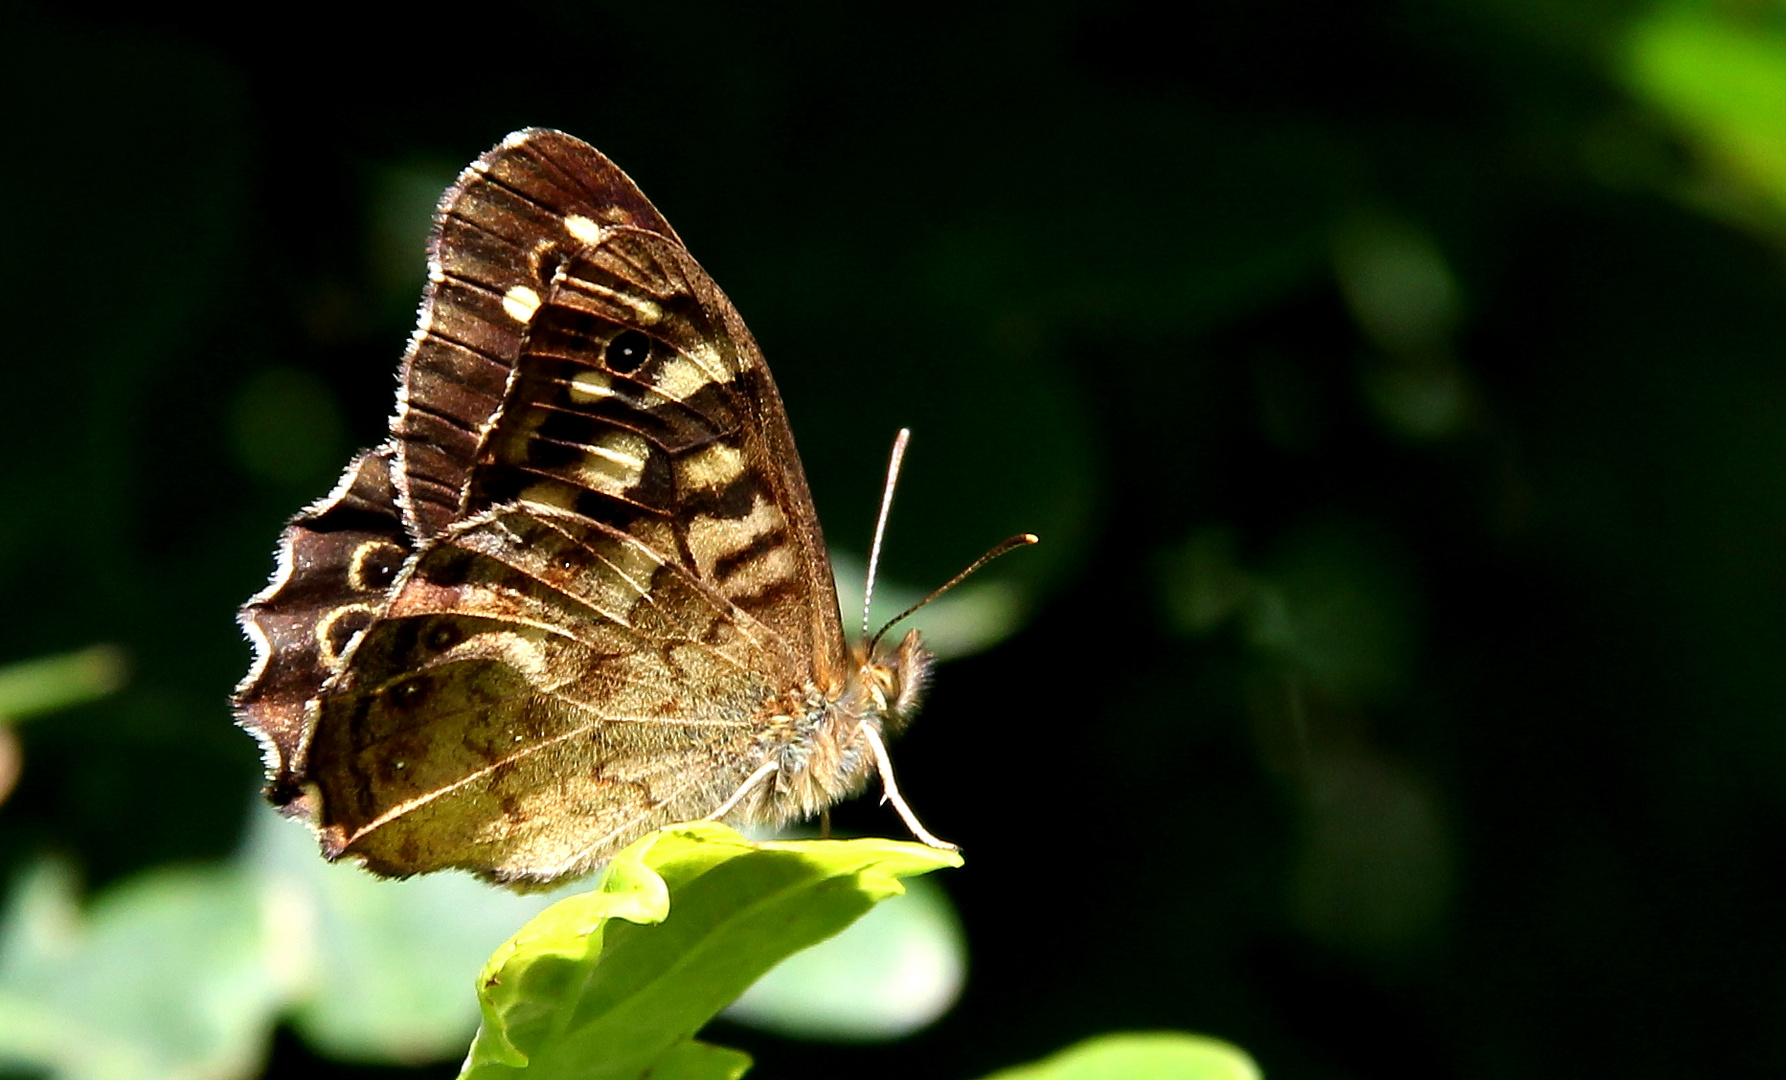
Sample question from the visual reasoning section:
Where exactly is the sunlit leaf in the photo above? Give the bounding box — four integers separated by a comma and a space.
462, 821, 961, 1079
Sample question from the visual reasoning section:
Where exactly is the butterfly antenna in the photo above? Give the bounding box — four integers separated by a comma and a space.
867, 532, 1040, 654
861, 428, 911, 641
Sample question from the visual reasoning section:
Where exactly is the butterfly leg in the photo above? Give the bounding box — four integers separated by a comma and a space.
860, 725, 958, 851
705, 759, 780, 822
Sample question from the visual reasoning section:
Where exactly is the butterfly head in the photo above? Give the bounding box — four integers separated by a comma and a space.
851, 627, 934, 736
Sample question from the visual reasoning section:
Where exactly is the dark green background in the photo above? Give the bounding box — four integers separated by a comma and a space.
5, 2, 1786, 1077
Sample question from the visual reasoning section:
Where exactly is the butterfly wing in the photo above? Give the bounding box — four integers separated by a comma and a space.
468, 225, 848, 675
387, 126, 846, 672
239, 129, 695, 781
393, 129, 680, 539
270, 130, 852, 884
304, 503, 804, 883
235, 445, 411, 807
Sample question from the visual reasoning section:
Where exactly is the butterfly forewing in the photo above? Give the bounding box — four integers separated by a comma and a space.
463, 226, 847, 679
393, 130, 680, 538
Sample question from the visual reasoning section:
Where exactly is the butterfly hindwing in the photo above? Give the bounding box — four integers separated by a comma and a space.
307, 505, 792, 882
235, 445, 410, 806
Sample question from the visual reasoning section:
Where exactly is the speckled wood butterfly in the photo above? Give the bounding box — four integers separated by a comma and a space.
234, 129, 972, 887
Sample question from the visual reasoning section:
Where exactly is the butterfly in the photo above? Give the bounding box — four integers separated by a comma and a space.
234, 129, 974, 887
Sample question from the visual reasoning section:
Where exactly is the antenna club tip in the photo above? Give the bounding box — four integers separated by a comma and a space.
1021, 533, 1040, 544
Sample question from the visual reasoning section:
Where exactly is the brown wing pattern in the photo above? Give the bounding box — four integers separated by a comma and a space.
238, 129, 861, 884
235, 445, 410, 806
306, 504, 801, 882
387, 127, 844, 678
393, 129, 680, 539
464, 226, 847, 679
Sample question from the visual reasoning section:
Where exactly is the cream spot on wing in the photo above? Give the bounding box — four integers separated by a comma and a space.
688, 493, 786, 574
590, 443, 644, 475
487, 627, 552, 681
738, 544, 798, 589
678, 442, 745, 493
652, 354, 713, 402
627, 297, 663, 326
564, 214, 604, 244
684, 340, 735, 383
594, 535, 663, 587
520, 481, 578, 510
580, 281, 662, 325
502, 285, 542, 324
559, 278, 678, 333
581, 431, 652, 487
568, 369, 615, 403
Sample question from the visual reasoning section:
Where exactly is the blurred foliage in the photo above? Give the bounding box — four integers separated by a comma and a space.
0, 648, 129, 728
0, 647, 128, 809
1628, 3, 1786, 226
0, 858, 279, 1080
5, 0, 1786, 1076
0, 819, 973, 1080
980, 1033, 1260, 1080
0, 808, 561, 1079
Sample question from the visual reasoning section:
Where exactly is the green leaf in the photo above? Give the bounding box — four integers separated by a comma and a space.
724, 873, 965, 1041
627, 1040, 751, 1080
461, 821, 962, 1080
980, 1032, 1262, 1080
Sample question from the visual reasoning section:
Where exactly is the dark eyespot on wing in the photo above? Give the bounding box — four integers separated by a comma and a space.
605, 329, 653, 373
